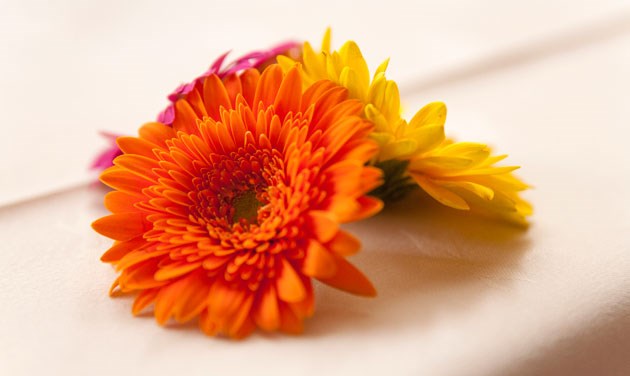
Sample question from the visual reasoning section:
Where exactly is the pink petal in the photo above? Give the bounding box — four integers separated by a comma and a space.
157, 104, 175, 124
91, 133, 124, 170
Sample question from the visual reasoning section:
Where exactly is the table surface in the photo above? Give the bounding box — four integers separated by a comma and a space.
1, 1, 630, 375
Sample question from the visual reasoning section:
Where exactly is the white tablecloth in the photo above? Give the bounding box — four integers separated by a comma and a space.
2, 1, 630, 375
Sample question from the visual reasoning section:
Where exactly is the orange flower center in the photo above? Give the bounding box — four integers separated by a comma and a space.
190, 147, 285, 232
232, 191, 263, 225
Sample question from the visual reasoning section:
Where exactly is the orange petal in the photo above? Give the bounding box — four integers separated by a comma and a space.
360, 166, 384, 192
186, 89, 208, 119
302, 240, 337, 279
230, 315, 255, 339
203, 74, 232, 120
223, 73, 243, 104
303, 84, 347, 126
278, 302, 304, 335
273, 66, 302, 117
173, 272, 211, 323
138, 122, 176, 145
238, 69, 260, 105
287, 279, 314, 318
253, 65, 283, 110
212, 121, 237, 153
276, 259, 306, 303
253, 285, 280, 331
207, 281, 247, 319
116, 136, 159, 159
160, 189, 191, 208
317, 256, 376, 297
320, 117, 369, 164
346, 196, 383, 222
114, 154, 159, 182
306, 211, 339, 242
132, 288, 160, 315
100, 235, 146, 263
108, 277, 120, 296
227, 109, 247, 146
202, 254, 229, 270
154, 280, 187, 325
104, 191, 140, 213
154, 261, 202, 281
170, 149, 197, 176
301, 80, 338, 110
92, 212, 146, 241
227, 297, 255, 339
199, 310, 219, 336
172, 99, 201, 135
121, 259, 166, 291
100, 167, 152, 194
116, 249, 170, 272
331, 139, 379, 165
328, 230, 361, 256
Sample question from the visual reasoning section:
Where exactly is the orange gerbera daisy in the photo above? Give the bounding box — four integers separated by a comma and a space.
92, 65, 383, 338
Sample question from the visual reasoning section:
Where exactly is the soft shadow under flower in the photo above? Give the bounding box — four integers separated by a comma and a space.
304, 189, 531, 337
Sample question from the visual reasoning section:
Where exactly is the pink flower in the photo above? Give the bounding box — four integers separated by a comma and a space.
90, 132, 123, 170
91, 41, 300, 171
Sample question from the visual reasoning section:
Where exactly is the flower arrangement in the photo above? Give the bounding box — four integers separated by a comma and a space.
92, 30, 531, 338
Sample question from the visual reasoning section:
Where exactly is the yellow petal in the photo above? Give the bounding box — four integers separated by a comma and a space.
339, 66, 366, 101
374, 58, 390, 78
365, 105, 391, 133
379, 138, 418, 161
405, 124, 445, 154
301, 41, 327, 80
411, 174, 470, 210
409, 102, 447, 129
410, 156, 474, 171
435, 180, 495, 200
436, 142, 490, 163
447, 165, 520, 177
321, 27, 332, 53
338, 41, 370, 93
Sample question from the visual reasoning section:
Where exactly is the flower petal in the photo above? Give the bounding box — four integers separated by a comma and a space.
302, 240, 337, 279
92, 213, 146, 241
276, 259, 306, 303
317, 256, 376, 297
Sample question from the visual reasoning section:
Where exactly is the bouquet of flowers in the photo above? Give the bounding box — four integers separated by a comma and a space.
92, 30, 531, 338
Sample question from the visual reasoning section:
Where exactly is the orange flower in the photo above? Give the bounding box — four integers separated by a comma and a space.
92, 65, 383, 338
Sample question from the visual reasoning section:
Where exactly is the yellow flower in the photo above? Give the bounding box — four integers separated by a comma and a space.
399, 101, 533, 225
277, 29, 419, 161
279, 30, 532, 225
409, 146, 533, 225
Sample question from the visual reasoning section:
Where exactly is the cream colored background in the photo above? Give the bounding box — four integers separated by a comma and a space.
1, 1, 630, 375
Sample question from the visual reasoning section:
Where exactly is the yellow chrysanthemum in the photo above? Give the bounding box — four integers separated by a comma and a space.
409, 143, 533, 225
278, 29, 419, 161
279, 30, 532, 225
404, 104, 532, 225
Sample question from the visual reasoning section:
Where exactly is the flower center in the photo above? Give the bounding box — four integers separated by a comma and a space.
231, 190, 263, 225
190, 147, 285, 231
